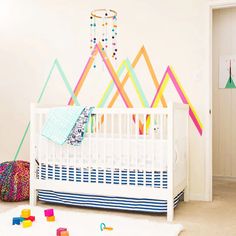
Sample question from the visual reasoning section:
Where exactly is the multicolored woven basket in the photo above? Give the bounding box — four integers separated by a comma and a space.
0, 160, 30, 201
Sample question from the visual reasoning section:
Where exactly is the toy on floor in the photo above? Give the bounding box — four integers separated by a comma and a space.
57, 228, 67, 236
12, 217, 21, 225
47, 215, 55, 222
26, 216, 35, 222
60, 231, 70, 236
44, 208, 54, 217
12, 208, 35, 228
22, 220, 32, 228
21, 209, 31, 218
57, 227, 69, 236
100, 223, 113, 231
44, 208, 55, 222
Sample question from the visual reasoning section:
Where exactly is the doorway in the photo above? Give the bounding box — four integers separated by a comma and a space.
212, 6, 236, 197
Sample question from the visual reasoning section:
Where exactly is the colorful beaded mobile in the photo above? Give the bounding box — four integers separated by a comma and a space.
90, 9, 118, 68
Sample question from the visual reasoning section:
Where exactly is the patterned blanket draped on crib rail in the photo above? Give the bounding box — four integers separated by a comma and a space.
42, 106, 93, 146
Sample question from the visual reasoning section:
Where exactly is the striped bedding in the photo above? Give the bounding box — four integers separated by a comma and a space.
38, 164, 168, 188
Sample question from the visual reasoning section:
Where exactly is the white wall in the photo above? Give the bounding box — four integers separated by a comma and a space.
213, 7, 236, 178
0, 0, 210, 200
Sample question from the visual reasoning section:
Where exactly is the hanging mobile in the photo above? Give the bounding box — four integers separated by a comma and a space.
90, 9, 118, 68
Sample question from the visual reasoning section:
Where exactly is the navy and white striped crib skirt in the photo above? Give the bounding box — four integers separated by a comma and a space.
38, 190, 184, 213
37, 164, 184, 213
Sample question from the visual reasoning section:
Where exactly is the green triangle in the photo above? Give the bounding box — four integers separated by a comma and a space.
225, 76, 236, 88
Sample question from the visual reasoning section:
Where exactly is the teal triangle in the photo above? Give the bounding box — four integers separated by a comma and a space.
225, 76, 236, 88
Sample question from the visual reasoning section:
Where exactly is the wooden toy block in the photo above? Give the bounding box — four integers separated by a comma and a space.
60, 231, 69, 236
21, 209, 31, 218
26, 216, 35, 222
19, 217, 25, 222
12, 217, 21, 225
47, 215, 55, 222
22, 220, 32, 228
44, 208, 54, 217
57, 228, 67, 236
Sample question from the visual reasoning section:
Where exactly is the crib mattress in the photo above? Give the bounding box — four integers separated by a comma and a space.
37, 190, 184, 213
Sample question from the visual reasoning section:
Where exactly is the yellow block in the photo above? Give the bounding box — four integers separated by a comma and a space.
47, 215, 55, 222
22, 220, 32, 228
21, 209, 31, 219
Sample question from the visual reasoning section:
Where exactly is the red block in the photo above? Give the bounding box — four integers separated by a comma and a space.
26, 216, 35, 222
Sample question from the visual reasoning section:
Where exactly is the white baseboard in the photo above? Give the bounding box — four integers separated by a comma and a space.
189, 193, 206, 201
213, 176, 236, 182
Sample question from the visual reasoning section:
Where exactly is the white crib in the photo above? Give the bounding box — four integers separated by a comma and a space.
30, 103, 189, 221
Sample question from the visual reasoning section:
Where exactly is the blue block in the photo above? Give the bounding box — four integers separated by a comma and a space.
12, 217, 21, 225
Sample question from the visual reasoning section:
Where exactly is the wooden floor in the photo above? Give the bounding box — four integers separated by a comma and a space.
0, 180, 235, 235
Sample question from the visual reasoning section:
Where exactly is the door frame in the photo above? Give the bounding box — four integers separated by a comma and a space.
207, 0, 236, 201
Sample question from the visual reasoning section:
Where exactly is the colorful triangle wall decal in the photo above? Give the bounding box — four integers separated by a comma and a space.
68, 42, 203, 135
151, 66, 203, 135
68, 42, 133, 108
12, 59, 78, 161
107, 46, 167, 108
97, 58, 149, 108
68, 43, 167, 108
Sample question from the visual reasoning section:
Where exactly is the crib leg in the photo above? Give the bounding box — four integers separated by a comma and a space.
167, 199, 174, 222
30, 188, 37, 206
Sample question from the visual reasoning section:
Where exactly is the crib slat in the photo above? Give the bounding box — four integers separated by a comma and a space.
119, 112, 122, 185
73, 144, 76, 182
103, 113, 107, 184
127, 113, 130, 186
151, 114, 155, 188
143, 113, 146, 188
88, 115, 92, 184
59, 141, 63, 182
42, 113, 49, 181
111, 113, 114, 185
52, 141, 56, 181
66, 142, 69, 181
39, 114, 43, 180
96, 114, 99, 184
135, 113, 139, 187
82, 126, 85, 182
160, 114, 163, 189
